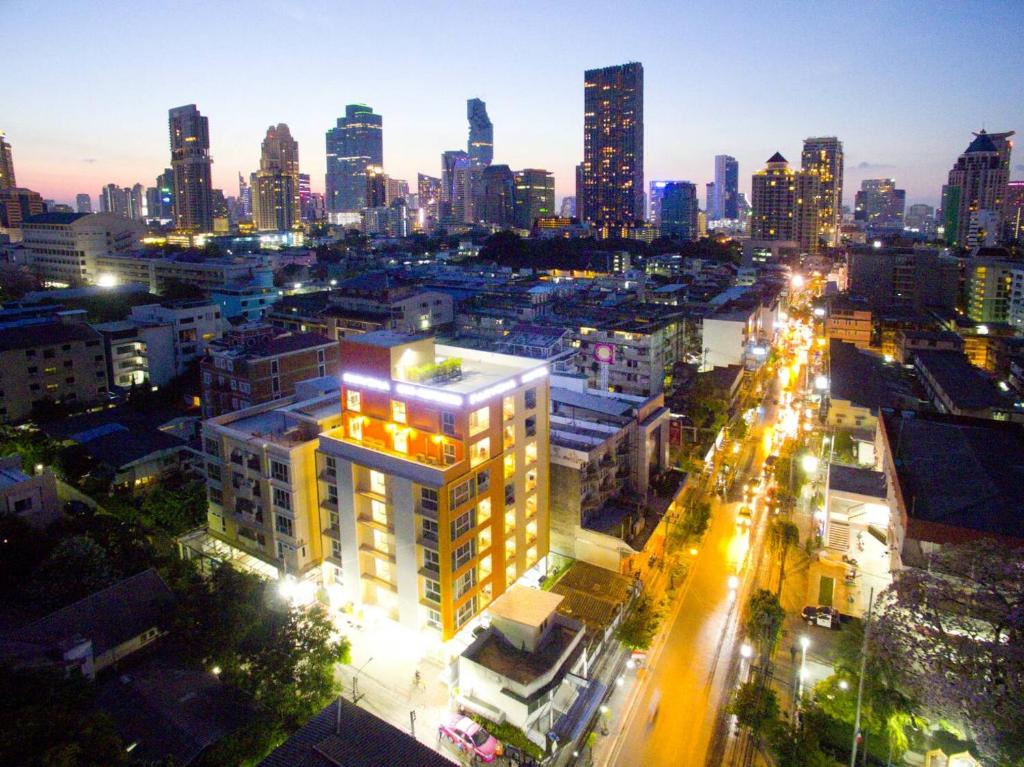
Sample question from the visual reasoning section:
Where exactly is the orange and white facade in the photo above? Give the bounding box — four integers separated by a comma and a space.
318, 331, 550, 640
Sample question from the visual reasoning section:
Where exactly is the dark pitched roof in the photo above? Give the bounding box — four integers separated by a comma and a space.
258, 698, 455, 767
23, 211, 90, 225
828, 464, 886, 499
6, 569, 173, 656
767, 151, 787, 164
828, 339, 895, 413
965, 131, 998, 154
79, 427, 185, 469
0, 320, 101, 352
913, 349, 1011, 412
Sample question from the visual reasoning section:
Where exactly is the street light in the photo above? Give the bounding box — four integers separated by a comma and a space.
801, 454, 819, 474
740, 643, 753, 659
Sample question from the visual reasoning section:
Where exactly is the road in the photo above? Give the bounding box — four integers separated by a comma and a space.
604, 386, 780, 767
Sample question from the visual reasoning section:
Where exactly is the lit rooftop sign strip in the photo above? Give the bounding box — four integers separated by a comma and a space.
342, 372, 391, 393
468, 379, 517, 406
520, 366, 548, 384
394, 382, 463, 407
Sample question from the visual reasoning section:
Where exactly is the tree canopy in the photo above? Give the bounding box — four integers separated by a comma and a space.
744, 589, 786, 661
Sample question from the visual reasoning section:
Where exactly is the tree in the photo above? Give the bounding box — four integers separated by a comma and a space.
729, 681, 779, 738
872, 539, 1024, 764
679, 498, 712, 540
768, 520, 800, 596
744, 589, 786, 661
768, 703, 835, 767
615, 593, 664, 652
27, 535, 118, 608
140, 481, 207, 536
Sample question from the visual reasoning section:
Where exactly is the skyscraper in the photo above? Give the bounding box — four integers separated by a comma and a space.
75, 194, 92, 214
127, 183, 145, 221
253, 123, 301, 231
648, 180, 682, 225
801, 137, 844, 248
237, 172, 251, 218
168, 104, 213, 232
710, 155, 739, 220
417, 173, 441, 228
0, 131, 15, 192
944, 129, 1014, 248
660, 182, 699, 240
100, 183, 130, 218
467, 98, 493, 168
751, 152, 797, 241
580, 62, 644, 236
325, 105, 383, 214
513, 169, 555, 230
365, 166, 387, 209
794, 171, 822, 254
560, 196, 576, 218
854, 179, 906, 232
440, 150, 469, 226
479, 164, 515, 227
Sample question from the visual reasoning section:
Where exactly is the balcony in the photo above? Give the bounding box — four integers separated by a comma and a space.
359, 543, 396, 562
322, 525, 341, 541
356, 513, 393, 534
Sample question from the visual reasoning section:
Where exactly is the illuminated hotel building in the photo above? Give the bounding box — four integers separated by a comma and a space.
318, 332, 550, 640
751, 152, 797, 241
801, 136, 844, 248
580, 62, 644, 237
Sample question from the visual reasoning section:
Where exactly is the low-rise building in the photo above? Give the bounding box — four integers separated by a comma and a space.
893, 329, 963, 364
912, 349, 1022, 421
458, 586, 586, 746
824, 298, 872, 349
18, 212, 142, 285
825, 339, 902, 432
0, 455, 60, 528
93, 252, 272, 295
200, 325, 339, 417
0, 317, 108, 423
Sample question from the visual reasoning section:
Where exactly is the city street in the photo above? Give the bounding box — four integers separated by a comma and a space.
599, 385, 781, 767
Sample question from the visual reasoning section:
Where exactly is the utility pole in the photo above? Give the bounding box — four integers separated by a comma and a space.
850, 587, 874, 767
410, 710, 416, 737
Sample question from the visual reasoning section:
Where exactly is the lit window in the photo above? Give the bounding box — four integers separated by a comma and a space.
504, 452, 516, 479
443, 442, 456, 465
470, 437, 490, 468
371, 499, 387, 524
477, 497, 492, 524
503, 395, 515, 420
391, 400, 406, 423
469, 406, 489, 436
393, 429, 408, 453
525, 441, 538, 465
348, 414, 363, 441
346, 389, 361, 412
370, 470, 386, 495
526, 468, 537, 494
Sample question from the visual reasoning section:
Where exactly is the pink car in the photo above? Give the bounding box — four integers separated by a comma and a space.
438, 713, 501, 762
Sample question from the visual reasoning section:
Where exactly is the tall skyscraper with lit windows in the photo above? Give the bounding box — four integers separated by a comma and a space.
0, 131, 16, 192
253, 123, 300, 231
168, 104, 214, 232
710, 155, 738, 220
579, 62, 644, 236
325, 105, 383, 214
751, 152, 797, 241
801, 136, 844, 247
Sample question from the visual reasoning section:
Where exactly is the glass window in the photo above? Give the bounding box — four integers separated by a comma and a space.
525, 388, 537, 410
424, 578, 441, 603
476, 470, 490, 493
346, 389, 361, 412
420, 487, 438, 513
270, 460, 289, 483
427, 608, 442, 629
455, 568, 477, 599
505, 483, 515, 505
424, 548, 440, 572
452, 539, 476, 571
275, 514, 294, 537
525, 441, 538, 465
503, 395, 515, 420
477, 497, 492, 524
450, 508, 476, 540
441, 411, 456, 436
371, 499, 387, 525
422, 518, 439, 543
449, 478, 475, 509
443, 442, 456, 465
393, 429, 408, 453
273, 487, 291, 511
469, 406, 489, 436
525, 415, 537, 438
504, 452, 516, 479
470, 437, 490, 468
348, 414, 363, 441
204, 438, 220, 457
455, 596, 477, 629
207, 463, 221, 481
391, 400, 406, 423
370, 470, 386, 495
324, 455, 337, 477
331, 539, 342, 559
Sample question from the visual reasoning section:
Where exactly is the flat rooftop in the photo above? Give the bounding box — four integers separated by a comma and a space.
463, 622, 580, 685
913, 349, 1011, 412
488, 585, 563, 627
828, 464, 886, 499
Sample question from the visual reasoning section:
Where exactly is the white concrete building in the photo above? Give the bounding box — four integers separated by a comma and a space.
19, 212, 143, 286
93, 253, 272, 295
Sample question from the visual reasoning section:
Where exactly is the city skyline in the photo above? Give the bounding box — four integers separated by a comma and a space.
5, 1, 1024, 208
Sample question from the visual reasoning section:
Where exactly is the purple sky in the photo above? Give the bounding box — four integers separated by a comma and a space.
6, 0, 1023, 209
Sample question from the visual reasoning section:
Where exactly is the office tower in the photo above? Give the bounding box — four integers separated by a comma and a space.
100, 183, 130, 217
794, 171, 822, 254
365, 166, 387, 209
75, 194, 92, 214
0, 131, 15, 191
944, 129, 1014, 248
237, 172, 251, 218
853, 179, 906, 231
320, 332, 551, 639
385, 177, 409, 205
710, 155, 739, 220
441, 150, 469, 225
801, 137, 844, 247
580, 62, 644, 235
659, 182, 699, 240
128, 183, 145, 221
513, 169, 555, 230
298, 173, 312, 220
904, 203, 935, 235
467, 98, 493, 169
1004, 181, 1024, 243
168, 104, 213, 232
751, 152, 797, 240
560, 196, 576, 218
648, 180, 682, 225
418, 173, 441, 227
325, 105, 383, 213
479, 165, 515, 227
704, 182, 715, 217
253, 123, 301, 231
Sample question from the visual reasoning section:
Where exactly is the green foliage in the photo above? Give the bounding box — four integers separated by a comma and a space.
192, 717, 284, 767
768, 704, 835, 767
730, 418, 749, 440
159, 279, 206, 301
465, 712, 545, 760
768, 519, 800, 596
615, 593, 664, 651
744, 589, 786, 660
139, 481, 207, 536
678, 498, 712, 541
729, 681, 779, 737
26, 535, 118, 608
0, 667, 131, 767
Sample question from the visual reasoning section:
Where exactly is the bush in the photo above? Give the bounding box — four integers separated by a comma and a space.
464, 712, 544, 760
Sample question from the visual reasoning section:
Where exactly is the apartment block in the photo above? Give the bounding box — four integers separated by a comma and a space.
201, 382, 343, 581
317, 332, 550, 640
824, 298, 872, 349
201, 325, 340, 417
0, 317, 108, 422
19, 212, 143, 285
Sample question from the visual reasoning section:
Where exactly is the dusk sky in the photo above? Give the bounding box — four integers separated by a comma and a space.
6, 0, 1024, 209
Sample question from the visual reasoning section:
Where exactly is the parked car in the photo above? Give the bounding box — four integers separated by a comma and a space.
439, 713, 501, 763
801, 605, 839, 628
